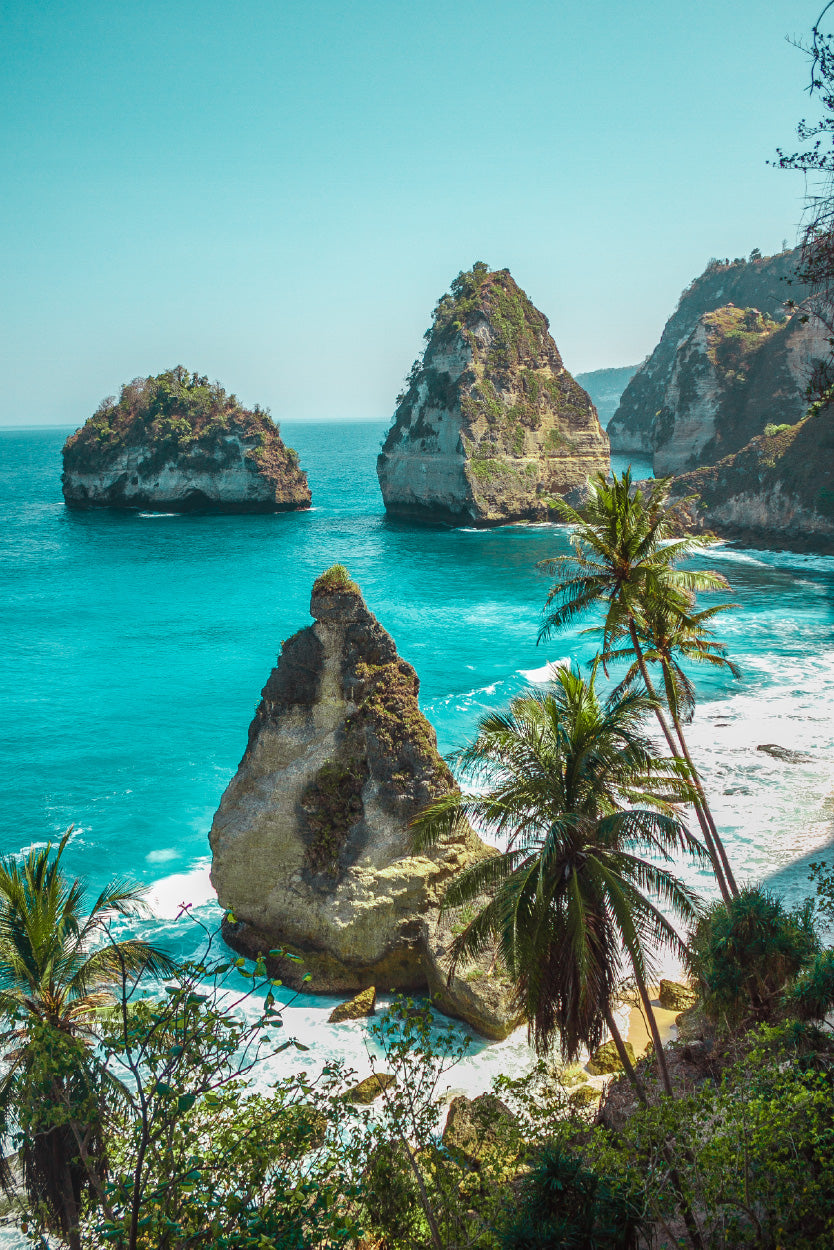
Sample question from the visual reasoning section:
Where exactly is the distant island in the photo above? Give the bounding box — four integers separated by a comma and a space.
62, 366, 311, 514
574, 365, 638, 427
377, 263, 609, 525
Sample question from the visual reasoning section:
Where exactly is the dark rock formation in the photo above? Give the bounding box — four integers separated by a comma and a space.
209, 566, 519, 1039
757, 744, 815, 763
62, 366, 311, 513
672, 399, 834, 553
587, 1038, 635, 1076
608, 249, 810, 455
377, 263, 609, 525
442, 1093, 518, 1168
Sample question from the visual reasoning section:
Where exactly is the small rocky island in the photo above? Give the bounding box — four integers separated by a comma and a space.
209, 565, 520, 1039
62, 367, 311, 512
377, 263, 609, 525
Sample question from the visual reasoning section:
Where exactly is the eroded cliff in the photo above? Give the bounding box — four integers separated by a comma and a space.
377, 263, 608, 525
62, 367, 311, 513
209, 566, 521, 1039
671, 399, 834, 552
653, 304, 827, 475
608, 249, 809, 455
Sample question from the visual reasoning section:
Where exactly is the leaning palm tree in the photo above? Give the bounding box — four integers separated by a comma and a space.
411, 665, 706, 1099
601, 589, 741, 901
0, 830, 174, 1249
539, 470, 738, 900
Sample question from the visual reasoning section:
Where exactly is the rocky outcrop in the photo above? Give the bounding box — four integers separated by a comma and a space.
209, 566, 519, 1038
587, 1038, 635, 1075
608, 249, 809, 455
672, 399, 834, 553
658, 980, 697, 1012
377, 263, 608, 525
328, 986, 376, 1023
653, 305, 827, 475
62, 366, 311, 513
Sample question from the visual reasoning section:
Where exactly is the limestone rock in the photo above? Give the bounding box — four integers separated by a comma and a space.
421, 912, 523, 1041
344, 1073, 396, 1104
658, 980, 698, 1012
675, 1006, 708, 1044
587, 1038, 635, 1075
608, 248, 809, 455
671, 399, 834, 554
328, 986, 377, 1023
377, 263, 608, 526
652, 305, 827, 476
62, 366, 311, 513
575, 365, 639, 428
210, 567, 517, 1038
442, 1093, 518, 1168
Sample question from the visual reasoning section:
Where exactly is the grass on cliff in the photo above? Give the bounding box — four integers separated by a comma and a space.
313, 565, 360, 595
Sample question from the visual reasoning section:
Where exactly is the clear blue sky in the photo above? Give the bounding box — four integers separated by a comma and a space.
0, 0, 823, 425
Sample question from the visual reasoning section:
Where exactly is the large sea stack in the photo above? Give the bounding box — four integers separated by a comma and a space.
377, 263, 609, 525
607, 249, 810, 457
209, 566, 520, 1039
62, 367, 311, 513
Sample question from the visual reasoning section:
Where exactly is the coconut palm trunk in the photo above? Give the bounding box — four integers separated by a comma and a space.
628, 620, 734, 905
664, 687, 739, 897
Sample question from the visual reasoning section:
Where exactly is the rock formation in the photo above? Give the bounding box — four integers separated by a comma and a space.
377, 263, 608, 525
671, 398, 834, 552
608, 249, 810, 456
653, 304, 827, 475
62, 366, 311, 513
209, 566, 520, 1039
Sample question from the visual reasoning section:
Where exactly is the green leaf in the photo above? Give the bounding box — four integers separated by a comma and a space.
177, 1093, 197, 1113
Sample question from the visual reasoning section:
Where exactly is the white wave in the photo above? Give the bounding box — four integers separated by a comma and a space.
145, 862, 216, 918
519, 658, 570, 683
138, 512, 178, 518
146, 847, 180, 864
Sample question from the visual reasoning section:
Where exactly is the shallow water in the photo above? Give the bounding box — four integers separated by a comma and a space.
1, 423, 832, 1091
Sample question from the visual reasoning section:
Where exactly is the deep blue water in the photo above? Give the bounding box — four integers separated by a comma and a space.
1, 422, 834, 1086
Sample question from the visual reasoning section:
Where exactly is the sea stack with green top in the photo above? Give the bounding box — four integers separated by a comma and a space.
377, 263, 609, 525
62, 366, 311, 513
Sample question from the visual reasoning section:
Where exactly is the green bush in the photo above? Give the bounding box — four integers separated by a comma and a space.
688, 886, 820, 1026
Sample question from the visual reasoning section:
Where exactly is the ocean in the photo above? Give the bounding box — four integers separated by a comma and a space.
1, 420, 833, 1097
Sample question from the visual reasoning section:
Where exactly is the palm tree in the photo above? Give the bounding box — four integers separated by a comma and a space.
0, 830, 174, 1249
602, 589, 741, 900
411, 665, 706, 1099
539, 470, 738, 902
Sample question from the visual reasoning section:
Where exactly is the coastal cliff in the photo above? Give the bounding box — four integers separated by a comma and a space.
209, 566, 520, 1039
653, 304, 827, 475
671, 398, 834, 552
377, 263, 608, 525
62, 367, 311, 513
608, 249, 809, 456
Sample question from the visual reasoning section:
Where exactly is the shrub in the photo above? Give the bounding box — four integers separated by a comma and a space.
688, 886, 820, 1026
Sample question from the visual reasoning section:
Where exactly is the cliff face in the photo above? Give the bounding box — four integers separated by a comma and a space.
209, 567, 521, 1039
62, 367, 311, 513
608, 249, 809, 455
672, 400, 834, 552
377, 264, 608, 525
653, 305, 827, 475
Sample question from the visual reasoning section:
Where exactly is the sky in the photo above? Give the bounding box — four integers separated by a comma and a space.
0, 0, 826, 425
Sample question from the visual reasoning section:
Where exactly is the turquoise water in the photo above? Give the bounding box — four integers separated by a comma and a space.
2, 422, 834, 1089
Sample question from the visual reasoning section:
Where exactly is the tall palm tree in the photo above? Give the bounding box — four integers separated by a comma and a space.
602, 590, 741, 900
0, 830, 174, 1249
539, 470, 738, 901
411, 665, 706, 1099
